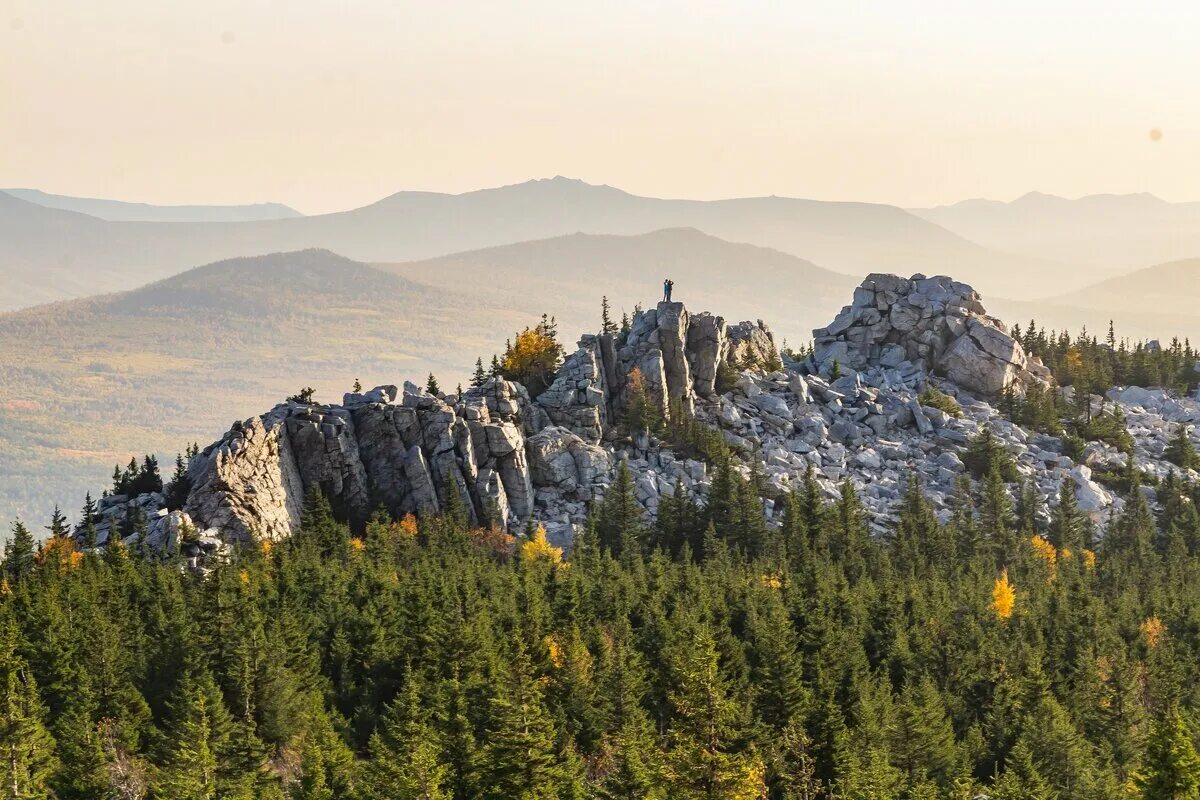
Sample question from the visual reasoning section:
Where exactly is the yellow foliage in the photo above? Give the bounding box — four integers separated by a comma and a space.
761, 573, 783, 590
1060, 546, 1072, 561
349, 537, 366, 553
238, 569, 250, 586
399, 513, 418, 537
503, 326, 562, 394
0, 579, 10, 597
1030, 535, 1057, 582
521, 524, 563, 563
1141, 616, 1165, 648
545, 635, 564, 669
259, 538, 273, 556
992, 569, 1016, 620
1065, 348, 1084, 372
37, 536, 83, 570
1081, 549, 1097, 569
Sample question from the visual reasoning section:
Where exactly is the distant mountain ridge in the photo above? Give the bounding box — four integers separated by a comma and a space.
2, 188, 301, 222
911, 191, 1200, 276
0, 176, 1064, 311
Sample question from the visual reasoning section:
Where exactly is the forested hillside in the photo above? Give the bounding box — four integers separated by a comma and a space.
4, 456, 1200, 799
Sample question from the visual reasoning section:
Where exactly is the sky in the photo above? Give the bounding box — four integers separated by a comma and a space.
3, 0, 1197, 214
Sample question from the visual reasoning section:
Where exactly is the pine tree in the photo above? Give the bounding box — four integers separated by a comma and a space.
3, 521, 36, 583
426, 373, 441, 396
601, 296, 617, 335
480, 640, 565, 799
594, 462, 645, 557
664, 626, 766, 799
471, 358, 487, 389
1135, 710, 1200, 799
362, 674, 449, 800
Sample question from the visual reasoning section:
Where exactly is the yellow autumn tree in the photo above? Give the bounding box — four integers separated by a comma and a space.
992, 569, 1015, 620
1141, 616, 1165, 648
1030, 535, 1058, 582
502, 318, 563, 396
521, 524, 563, 563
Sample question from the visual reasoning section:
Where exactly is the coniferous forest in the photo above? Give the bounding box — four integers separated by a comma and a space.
4, 446, 1200, 799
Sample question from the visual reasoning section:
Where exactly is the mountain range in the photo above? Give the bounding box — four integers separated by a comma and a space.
911, 191, 1200, 276
0, 177, 1065, 312
2, 188, 302, 222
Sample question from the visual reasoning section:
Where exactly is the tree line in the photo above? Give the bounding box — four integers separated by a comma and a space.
1, 431, 1200, 798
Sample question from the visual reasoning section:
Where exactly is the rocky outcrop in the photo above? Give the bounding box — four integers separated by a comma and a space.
89, 278, 1199, 563
181, 377, 542, 541
812, 274, 1052, 396
538, 340, 608, 443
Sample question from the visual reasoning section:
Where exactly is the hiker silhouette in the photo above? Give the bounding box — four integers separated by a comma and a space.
663, 278, 674, 303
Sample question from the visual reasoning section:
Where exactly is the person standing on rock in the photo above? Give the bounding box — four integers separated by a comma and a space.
663, 277, 674, 303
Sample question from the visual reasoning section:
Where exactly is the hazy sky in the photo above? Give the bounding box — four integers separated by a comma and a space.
3, 0, 1197, 214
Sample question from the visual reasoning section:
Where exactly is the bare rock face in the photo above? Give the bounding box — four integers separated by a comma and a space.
538, 340, 608, 443
526, 426, 611, 495
727, 320, 777, 370
812, 274, 1052, 396
186, 414, 306, 543
687, 313, 729, 396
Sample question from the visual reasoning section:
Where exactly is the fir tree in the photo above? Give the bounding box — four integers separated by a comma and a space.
664, 626, 766, 798
3, 520, 36, 583
363, 674, 449, 800
0, 623, 58, 799
471, 358, 487, 389
601, 296, 617, 335
1135, 710, 1200, 799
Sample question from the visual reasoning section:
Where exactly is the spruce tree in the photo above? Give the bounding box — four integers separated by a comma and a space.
601, 296, 617, 335
1135, 710, 1200, 799
594, 462, 644, 557
664, 626, 766, 798
480, 640, 564, 799
0, 623, 58, 799
471, 358, 487, 389
3, 520, 36, 583
1166, 425, 1199, 470
363, 674, 449, 800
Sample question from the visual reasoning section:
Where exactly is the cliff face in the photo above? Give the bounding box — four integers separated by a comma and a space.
77, 276, 1200, 567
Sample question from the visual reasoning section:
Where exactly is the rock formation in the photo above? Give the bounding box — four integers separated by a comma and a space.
75, 277, 1200, 566
812, 274, 1052, 395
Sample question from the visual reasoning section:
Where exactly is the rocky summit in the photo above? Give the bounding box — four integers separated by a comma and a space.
78, 275, 1200, 566
812, 273, 1052, 395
